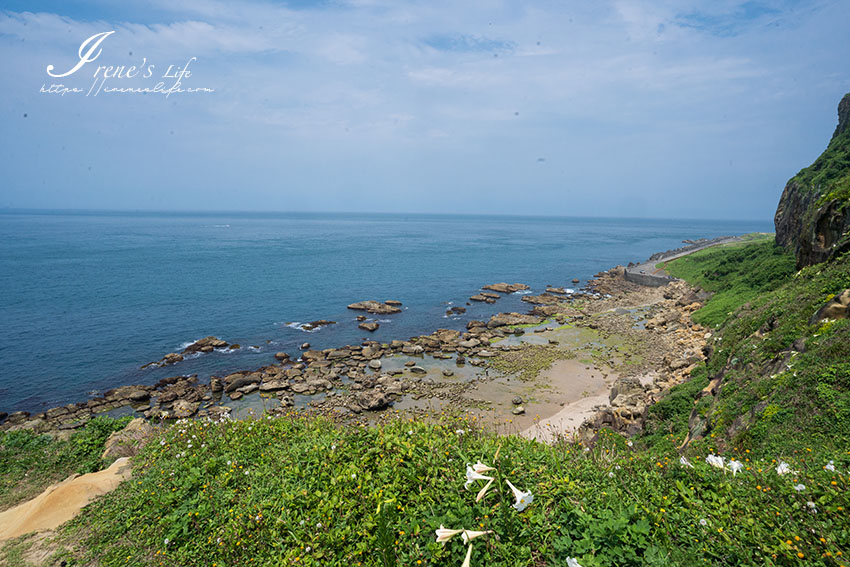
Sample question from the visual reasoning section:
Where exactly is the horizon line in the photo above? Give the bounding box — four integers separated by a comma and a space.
0, 206, 774, 225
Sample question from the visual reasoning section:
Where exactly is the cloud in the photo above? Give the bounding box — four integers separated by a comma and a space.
0, 0, 848, 218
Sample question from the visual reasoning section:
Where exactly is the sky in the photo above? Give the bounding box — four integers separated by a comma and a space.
0, 0, 848, 219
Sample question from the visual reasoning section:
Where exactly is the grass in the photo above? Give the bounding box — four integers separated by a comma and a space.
661, 238, 796, 328
27, 415, 847, 567
0, 416, 131, 511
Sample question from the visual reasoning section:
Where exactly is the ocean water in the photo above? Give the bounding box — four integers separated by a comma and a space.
0, 211, 773, 414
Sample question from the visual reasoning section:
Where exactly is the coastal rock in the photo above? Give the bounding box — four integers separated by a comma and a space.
486, 312, 542, 329
172, 400, 199, 419
409, 366, 426, 374
101, 418, 154, 460
512, 406, 526, 415
447, 306, 466, 315
482, 283, 530, 293
259, 379, 289, 392
385, 300, 403, 306
300, 342, 310, 350
357, 391, 389, 411
182, 336, 228, 355
157, 353, 184, 367
470, 294, 496, 303
775, 93, 850, 268
521, 293, 561, 305
347, 300, 402, 315
609, 376, 645, 408
224, 373, 261, 393
442, 369, 454, 377
301, 320, 336, 331
811, 289, 850, 323
359, 321, 380, 332
368, 359, 382, 369
274, 352, 290, 361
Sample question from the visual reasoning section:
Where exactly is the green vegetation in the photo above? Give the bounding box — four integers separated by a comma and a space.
793, 124, 850, 197
24, 417, 847, 566
0, 416, 130, 511
662, 238, 796, 327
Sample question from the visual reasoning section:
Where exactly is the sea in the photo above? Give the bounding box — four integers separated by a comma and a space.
0, 211, 773, 415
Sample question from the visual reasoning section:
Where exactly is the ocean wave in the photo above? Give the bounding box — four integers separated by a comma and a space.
213, 224, 230, 228
283, 322, 322, 333
514, 290, 533, 295
376, 319, 392, 323
565, 288, 575, 294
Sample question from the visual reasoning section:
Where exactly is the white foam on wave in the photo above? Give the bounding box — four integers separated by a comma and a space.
565, 288, 575, 294
215, 347, 239, 355
213, 224, 230, 228
282, 321, 321, 333
514, 290, 533, 295
376, 319, 392, 323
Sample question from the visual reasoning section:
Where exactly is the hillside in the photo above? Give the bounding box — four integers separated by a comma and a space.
775, 93, 850, 268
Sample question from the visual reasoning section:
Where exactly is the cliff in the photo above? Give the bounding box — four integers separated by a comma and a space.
774, 93, 850, 268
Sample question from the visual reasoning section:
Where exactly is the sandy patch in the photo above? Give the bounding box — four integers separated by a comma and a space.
521, 359, 613, 443
0, 457, 132, 541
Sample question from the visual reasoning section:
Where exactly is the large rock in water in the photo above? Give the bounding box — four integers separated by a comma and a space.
775, 93, 850, 268
347, 301, 402, 314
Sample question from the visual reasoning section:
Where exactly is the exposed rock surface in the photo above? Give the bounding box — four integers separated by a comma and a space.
775, 93, 850, 268
482, 283, 529, 293
347, 301, 402, 314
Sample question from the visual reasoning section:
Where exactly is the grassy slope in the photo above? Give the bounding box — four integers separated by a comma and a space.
0, 417, 130, 512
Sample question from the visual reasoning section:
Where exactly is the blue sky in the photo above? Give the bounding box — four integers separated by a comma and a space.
0, 0, 848, 219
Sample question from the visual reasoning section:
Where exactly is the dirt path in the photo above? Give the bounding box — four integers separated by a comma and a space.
0, 457, 132, 542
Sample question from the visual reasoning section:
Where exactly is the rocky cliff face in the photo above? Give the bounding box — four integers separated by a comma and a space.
775, 93, 850, 268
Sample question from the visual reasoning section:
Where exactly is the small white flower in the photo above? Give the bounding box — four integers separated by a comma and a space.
471, 461, 495, 474
794, 483, 805, 492
627, 441, 633, 447
706, 454, 725, 470
776, 461, 796, 475
305, 546, 312, 553
699, 519, 707, 526
825, 460, 836, 472
727, 460, 744, 476
505, 479, 533, 512
331, 444, 337, 450
566, 557, 583, 567
316, 522, 323, 529
464, 465, 494, 490
679, 456, 694, 468
461, 543, 473, 567
351, 473, 357, 479
408, 430, 413, 436
455, 429, 465, 435
160, 439, 166, 446
608, 471, 615, 478
164, 538, 170, 546
227, 460, 232, 466
476, 477, 495, 502
299, 520, 305, 526
807, 501, 817, 511
435, 525, 463, 543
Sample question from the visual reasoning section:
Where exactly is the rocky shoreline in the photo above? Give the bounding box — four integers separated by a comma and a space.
0, 266, 713, 443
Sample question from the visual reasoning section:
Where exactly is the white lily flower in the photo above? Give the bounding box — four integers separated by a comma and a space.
461, 543, 473, 567
464, 465, 494, 489
727, 459, 744, 476
679, 456, 694, 468
471, 461, 495, 474
435, 525, 464, 543
566, 557, 583, 567
505, 479, 534, 512
461, 530, 492, 544
476, 477, 495, 502
706, 454, 725, 469
776, 461, 795, 475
